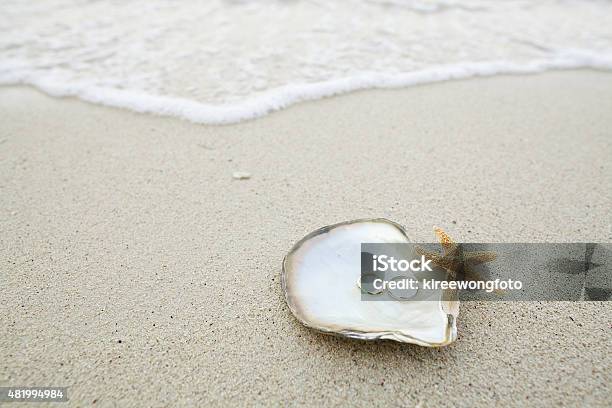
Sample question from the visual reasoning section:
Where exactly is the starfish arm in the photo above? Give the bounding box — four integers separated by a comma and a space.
433, 227, 457, 251
415, 246, 459, 278
462, 265, 482, 282
414, 246, 441, 262
465, 251, 497, 266
415, 247, 453, 269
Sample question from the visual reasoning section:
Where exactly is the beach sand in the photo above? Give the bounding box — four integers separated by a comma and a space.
1, 71, 611, 406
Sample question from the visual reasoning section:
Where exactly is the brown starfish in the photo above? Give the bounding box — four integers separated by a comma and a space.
415, 227, 497, 282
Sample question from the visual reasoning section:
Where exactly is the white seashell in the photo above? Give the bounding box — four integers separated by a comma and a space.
282, 219, 458, 347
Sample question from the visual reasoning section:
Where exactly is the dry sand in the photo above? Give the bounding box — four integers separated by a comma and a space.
1, 71, 611, 407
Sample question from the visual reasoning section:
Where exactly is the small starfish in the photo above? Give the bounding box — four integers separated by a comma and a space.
415, 227, 497, 283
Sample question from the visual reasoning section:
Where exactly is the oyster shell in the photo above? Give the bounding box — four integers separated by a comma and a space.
282, 219, 458, 347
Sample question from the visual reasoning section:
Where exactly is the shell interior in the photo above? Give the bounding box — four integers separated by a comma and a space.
282, 219, 458, 347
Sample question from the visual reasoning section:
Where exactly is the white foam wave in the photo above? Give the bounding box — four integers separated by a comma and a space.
3, 50, 611, 124
1, 0, 612, 124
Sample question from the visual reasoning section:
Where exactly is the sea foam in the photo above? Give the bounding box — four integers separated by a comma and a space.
1, 0, 612, 124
